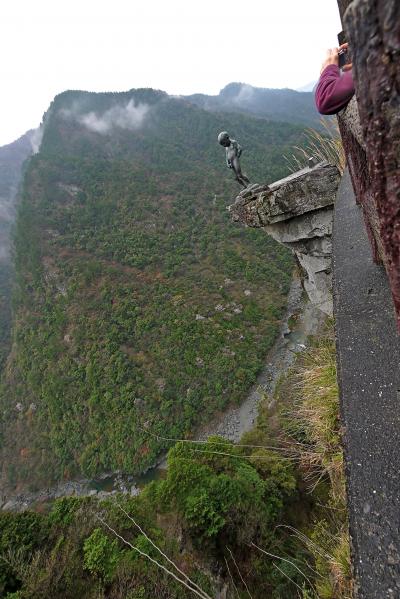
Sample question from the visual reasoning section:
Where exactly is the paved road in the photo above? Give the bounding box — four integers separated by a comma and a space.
333, 170, 400, 598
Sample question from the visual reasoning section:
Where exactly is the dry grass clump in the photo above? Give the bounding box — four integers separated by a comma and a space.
284, 119, 345, 175
278, 321, 352, 598
308, 523, 352, 599
295, 525, 352, 599
294, 330, 344, 503
280, 323, 343, 497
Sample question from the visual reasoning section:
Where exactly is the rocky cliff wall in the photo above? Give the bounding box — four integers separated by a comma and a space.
335, 0, 400, 330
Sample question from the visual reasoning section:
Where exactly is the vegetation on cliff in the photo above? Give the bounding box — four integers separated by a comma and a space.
0, 432, 300, 598
275, 320, 351, 598
0, 322, 349, 598
0, 132, 33, 367
0, 88, 310, 487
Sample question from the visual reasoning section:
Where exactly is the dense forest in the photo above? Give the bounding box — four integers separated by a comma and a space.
0, 324, 348, 598
0, 88, 312, 489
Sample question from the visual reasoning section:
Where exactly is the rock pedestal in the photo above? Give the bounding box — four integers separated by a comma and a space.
229, 162, 341, 315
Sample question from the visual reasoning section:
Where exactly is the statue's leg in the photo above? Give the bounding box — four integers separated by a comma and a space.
237, 173, 249, 186
232, 157, 242, 180
234, 173, 245, 186
233, 167, 245, 186
232, 157, 249, 186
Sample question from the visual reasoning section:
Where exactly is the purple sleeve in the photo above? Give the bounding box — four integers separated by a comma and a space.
315, 65, 355, 115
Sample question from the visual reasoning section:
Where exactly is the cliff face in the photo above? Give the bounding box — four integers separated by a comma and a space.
0, 88, 307, 491
0, 132, 34, 366
230, 162, 341, 315
0, 131, 34, 261
344, 0, 400, 330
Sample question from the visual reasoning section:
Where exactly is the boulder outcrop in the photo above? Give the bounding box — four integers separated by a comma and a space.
229, 162, 341, 315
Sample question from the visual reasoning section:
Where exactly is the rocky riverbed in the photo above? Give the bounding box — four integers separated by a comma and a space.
1, 274, 325, 512
0, 473, 142, 512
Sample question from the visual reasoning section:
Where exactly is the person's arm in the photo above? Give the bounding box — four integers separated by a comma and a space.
315, 44, 355, 115
315, 65, 355, 115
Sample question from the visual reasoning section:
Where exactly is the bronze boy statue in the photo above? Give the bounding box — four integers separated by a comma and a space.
218, 131, 250, 187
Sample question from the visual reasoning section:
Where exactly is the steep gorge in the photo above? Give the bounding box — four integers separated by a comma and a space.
0, 88, 311, 492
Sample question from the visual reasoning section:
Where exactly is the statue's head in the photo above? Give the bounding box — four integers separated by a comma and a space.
217, 131, 231, 147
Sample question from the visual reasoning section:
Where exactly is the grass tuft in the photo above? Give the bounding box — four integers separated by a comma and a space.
284, 119, 345, 174
276, 320, 352, 598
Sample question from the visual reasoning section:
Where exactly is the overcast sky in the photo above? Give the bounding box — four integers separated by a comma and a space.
1, 0, 342, 146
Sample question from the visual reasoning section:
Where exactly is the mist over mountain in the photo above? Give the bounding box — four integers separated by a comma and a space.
186, 82, 319, 127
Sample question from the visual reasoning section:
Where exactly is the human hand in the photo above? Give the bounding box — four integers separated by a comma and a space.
320, 43, 352, 73
320, 47, 339, 73
338, 42, 353, 72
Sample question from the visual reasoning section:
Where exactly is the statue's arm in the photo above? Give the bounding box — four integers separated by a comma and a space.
236, 143, 242, 158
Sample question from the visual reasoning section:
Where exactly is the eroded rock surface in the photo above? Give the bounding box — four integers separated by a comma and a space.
344, 0, 400, 330
229, 162, 341, 315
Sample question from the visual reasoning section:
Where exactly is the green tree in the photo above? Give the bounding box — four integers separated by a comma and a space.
157, 437, 296, 546
83, 528, 120, 582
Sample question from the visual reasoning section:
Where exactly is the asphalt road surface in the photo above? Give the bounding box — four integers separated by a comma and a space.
333, 169, 400, 598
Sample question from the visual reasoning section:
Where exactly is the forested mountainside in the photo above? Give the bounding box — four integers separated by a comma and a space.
0, 87, 308, 491
186, 82, 319, 127
0, 132, 33, 367
0, 324, 346, 599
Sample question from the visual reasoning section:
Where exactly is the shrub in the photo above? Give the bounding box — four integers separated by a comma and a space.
83, 528, 120, 582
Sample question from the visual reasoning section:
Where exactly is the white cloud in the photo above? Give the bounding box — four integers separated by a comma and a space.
29, 127, 44, 153
61, 99, 150, 134
232, 84, 255, 105
79, 100, 149, 134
